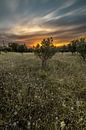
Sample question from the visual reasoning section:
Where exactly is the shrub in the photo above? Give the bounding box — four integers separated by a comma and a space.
34, 37, 56, 69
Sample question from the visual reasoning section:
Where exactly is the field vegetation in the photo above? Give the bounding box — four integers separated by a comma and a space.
0, 52, 86, 130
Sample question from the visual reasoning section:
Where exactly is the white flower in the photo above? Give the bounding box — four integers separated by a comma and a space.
61, 121, 66, 128
13, 122, 17, 126
14, 111, 17, 115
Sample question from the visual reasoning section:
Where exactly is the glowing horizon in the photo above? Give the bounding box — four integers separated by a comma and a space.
26, 39, 69, 48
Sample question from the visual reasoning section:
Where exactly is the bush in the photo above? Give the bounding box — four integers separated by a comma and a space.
77, 39, 86, 61
34, 37, 56, 69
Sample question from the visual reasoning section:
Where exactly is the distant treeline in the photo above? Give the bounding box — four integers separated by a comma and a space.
0, 38, 86, 60
0, 42, 33, 53
58, 38, 86, 53
58, 38, 86, 60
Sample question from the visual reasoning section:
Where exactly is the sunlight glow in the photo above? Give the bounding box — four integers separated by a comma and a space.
11, 25, 53, 35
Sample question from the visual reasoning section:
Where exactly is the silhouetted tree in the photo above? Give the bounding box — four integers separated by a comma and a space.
34, 37, 56, 68
60, 45, 67, 53
27, 48, 34, 52
68, 40, 77, 54
17, 44, 27, 53
8, 43, 28, 53
77, 38, 86, 61
8, 43, 19, 52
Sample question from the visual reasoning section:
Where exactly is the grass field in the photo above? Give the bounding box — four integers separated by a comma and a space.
0, 52, 86, 129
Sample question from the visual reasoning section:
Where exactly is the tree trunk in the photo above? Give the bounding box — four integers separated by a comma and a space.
42, 59, 47, 69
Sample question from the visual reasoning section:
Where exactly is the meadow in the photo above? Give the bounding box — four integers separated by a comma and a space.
0, 52, 86, 130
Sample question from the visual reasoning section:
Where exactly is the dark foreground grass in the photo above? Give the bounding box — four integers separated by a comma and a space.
0, 52, 86, 130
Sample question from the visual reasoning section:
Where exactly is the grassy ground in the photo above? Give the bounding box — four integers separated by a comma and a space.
0, 52, 86, 129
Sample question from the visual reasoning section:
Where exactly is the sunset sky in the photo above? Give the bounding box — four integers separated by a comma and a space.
0, 0, 86, 47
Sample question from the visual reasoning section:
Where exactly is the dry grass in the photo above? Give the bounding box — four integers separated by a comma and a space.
0, 52, 86, 129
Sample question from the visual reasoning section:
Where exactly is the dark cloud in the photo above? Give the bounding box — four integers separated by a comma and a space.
43, 14, 86, 28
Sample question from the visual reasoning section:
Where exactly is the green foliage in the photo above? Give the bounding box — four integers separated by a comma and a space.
8, 43, 19, 52
76, 38, 86, 61
68, 40, 77, 54
8, 43, 28, 53
34, 37, 56, 68
17, 44, 27, 53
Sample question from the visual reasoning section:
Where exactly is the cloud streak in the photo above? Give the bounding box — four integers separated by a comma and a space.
0, 0, 86, 46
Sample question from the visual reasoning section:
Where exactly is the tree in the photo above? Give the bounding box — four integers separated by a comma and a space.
17, 44, 27, 53
8, 43, 28, 53
60, 45, 67, 53
8, 43, 19, 52
77, 38, 86, 61
68, 40, 77, 54
34, 37, 56, 68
